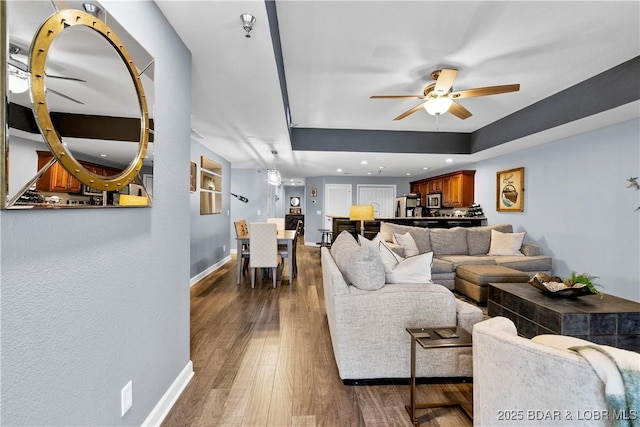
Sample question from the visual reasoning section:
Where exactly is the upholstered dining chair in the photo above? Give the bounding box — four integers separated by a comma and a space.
249, 222, 278, 288
267, 217, 285, 231
234, 220, 250, 275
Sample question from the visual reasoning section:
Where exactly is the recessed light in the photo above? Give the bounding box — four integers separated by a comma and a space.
337, 168, 342, 172
423, 167, 429, 170
379, 166, 385, 169
100, 153, 107, 157
446, 158, 453, 163
367, 172, 372, 175
361, 160, 368, 165
406, 172, 411, 176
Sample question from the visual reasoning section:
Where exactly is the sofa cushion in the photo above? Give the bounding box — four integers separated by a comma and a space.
393, 232, 419, 257
379, 242, 433, 283
437, 255, 497, 269
494, 255, 552, 272
330, 231, 386, 290
430, 227, 468, 255
380, 222, 431, 253
467, 224, 514, 255
431, 257, 455, 274
487, 229, 525, 256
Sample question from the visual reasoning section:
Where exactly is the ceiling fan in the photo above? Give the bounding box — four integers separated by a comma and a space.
370, 68, 520, 120
7, 43, 86, 104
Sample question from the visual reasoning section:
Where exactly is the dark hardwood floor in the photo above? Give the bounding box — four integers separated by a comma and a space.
162, 241, 472, 427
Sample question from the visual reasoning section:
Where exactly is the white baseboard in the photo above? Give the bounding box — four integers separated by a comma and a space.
142, 360, 194, 427
190, 255, 231, 286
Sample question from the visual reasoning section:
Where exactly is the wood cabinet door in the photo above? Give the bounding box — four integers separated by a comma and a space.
441, 177, 451, 206
428, 179, 443, 193
448, 174, 463, 207
50, 163, 73, 192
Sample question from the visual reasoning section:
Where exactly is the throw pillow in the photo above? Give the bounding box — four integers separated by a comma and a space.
429, 227, 469, 255
358, 232, 385, 248
379, 242, 433, 284
331, 231, 386, 290
467, 224, 513, 255
393, 232, 420, 257
487, 229, 525, 256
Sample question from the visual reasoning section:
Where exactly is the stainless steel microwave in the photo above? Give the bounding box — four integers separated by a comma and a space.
427, 193, 442, 209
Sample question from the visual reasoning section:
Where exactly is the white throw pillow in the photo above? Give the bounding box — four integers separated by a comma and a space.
487, 229, 525, 256
393, 232, 420, 257
379, 242, 433, 283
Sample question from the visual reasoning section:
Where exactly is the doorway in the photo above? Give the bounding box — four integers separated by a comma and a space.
324, 184, 352, 229
357, 185, 396, 217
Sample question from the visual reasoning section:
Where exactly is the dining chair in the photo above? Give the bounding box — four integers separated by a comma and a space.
291, 220, 304, 277
267, 217, 285, 231
249, 222, 278, 288
234, 220, 250, 275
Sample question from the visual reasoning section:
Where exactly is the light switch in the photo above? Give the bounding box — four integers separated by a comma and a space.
317, 210, 321, 215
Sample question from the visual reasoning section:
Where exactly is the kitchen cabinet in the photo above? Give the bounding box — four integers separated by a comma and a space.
36, 151, 82, 193
410, 170, 475, 208
428, 179, 443, 194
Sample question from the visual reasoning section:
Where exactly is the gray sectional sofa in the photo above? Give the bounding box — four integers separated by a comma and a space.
321, 233, 484, 381
379, 222, 552, 289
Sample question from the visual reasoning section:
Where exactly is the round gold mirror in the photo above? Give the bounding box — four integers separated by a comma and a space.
29, 9, 149, 192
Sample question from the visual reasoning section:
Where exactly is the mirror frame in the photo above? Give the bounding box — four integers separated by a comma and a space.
1, 1, 154, 210
30, 9, 150, 193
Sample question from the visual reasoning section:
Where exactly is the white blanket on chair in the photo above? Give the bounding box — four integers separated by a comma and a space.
571, 344, 640, 427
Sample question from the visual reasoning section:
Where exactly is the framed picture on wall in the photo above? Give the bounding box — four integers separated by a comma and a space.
496, 167, 524, 212
310, 187, 317, 198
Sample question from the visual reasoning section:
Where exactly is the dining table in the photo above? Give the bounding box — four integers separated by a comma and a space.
236, 229, 297, 285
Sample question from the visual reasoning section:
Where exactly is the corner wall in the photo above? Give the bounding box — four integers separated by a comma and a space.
474, 118, 640, 302
0, 2, 192, 425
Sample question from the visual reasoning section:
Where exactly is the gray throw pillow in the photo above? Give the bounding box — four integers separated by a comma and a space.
331, 231, 386, 290
467, 224, 514, 255
430, 227, 468, 255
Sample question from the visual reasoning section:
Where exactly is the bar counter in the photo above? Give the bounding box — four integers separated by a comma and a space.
330, 216, 487, 241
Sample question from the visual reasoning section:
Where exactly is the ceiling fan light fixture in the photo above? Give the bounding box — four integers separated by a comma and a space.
424, 97, 453, 116
240, 13, 256, 38
82, 3, 102, 17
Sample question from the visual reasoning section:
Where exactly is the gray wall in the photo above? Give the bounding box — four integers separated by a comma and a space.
229, 169, 269, 249
1, 2, 192, 425
473, 118, 639, 302
303, 176, 411, 245
190, 141, 231, 278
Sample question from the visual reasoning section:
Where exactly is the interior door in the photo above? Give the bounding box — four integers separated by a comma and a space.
324, 184, 352, 228
357, 185, 396, 217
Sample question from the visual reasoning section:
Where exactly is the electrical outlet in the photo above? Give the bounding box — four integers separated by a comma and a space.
121, 380, 133, 417
257, 209, 261, 215
223, 244, 226, 252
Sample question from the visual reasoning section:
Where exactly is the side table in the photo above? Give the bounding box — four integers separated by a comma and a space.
405, 327, 473, 426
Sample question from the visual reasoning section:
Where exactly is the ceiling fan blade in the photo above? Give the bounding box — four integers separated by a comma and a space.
450, 84, 520, 99
370, 95, 424, 99
434, 68, 457, 94
46, 74, 86, 83
448, 101, 472, 120
48, 88, 84, 105
8, 58, 28, 73
393, 103, 425, 121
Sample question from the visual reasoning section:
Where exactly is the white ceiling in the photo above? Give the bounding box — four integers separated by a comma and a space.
157, 1, 639, 184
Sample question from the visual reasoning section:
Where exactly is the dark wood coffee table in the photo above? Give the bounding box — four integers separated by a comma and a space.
487, 282, 640, 352
405, 327, 473, 425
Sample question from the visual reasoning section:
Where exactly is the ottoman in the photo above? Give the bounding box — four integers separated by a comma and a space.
455, 265, 530, 304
